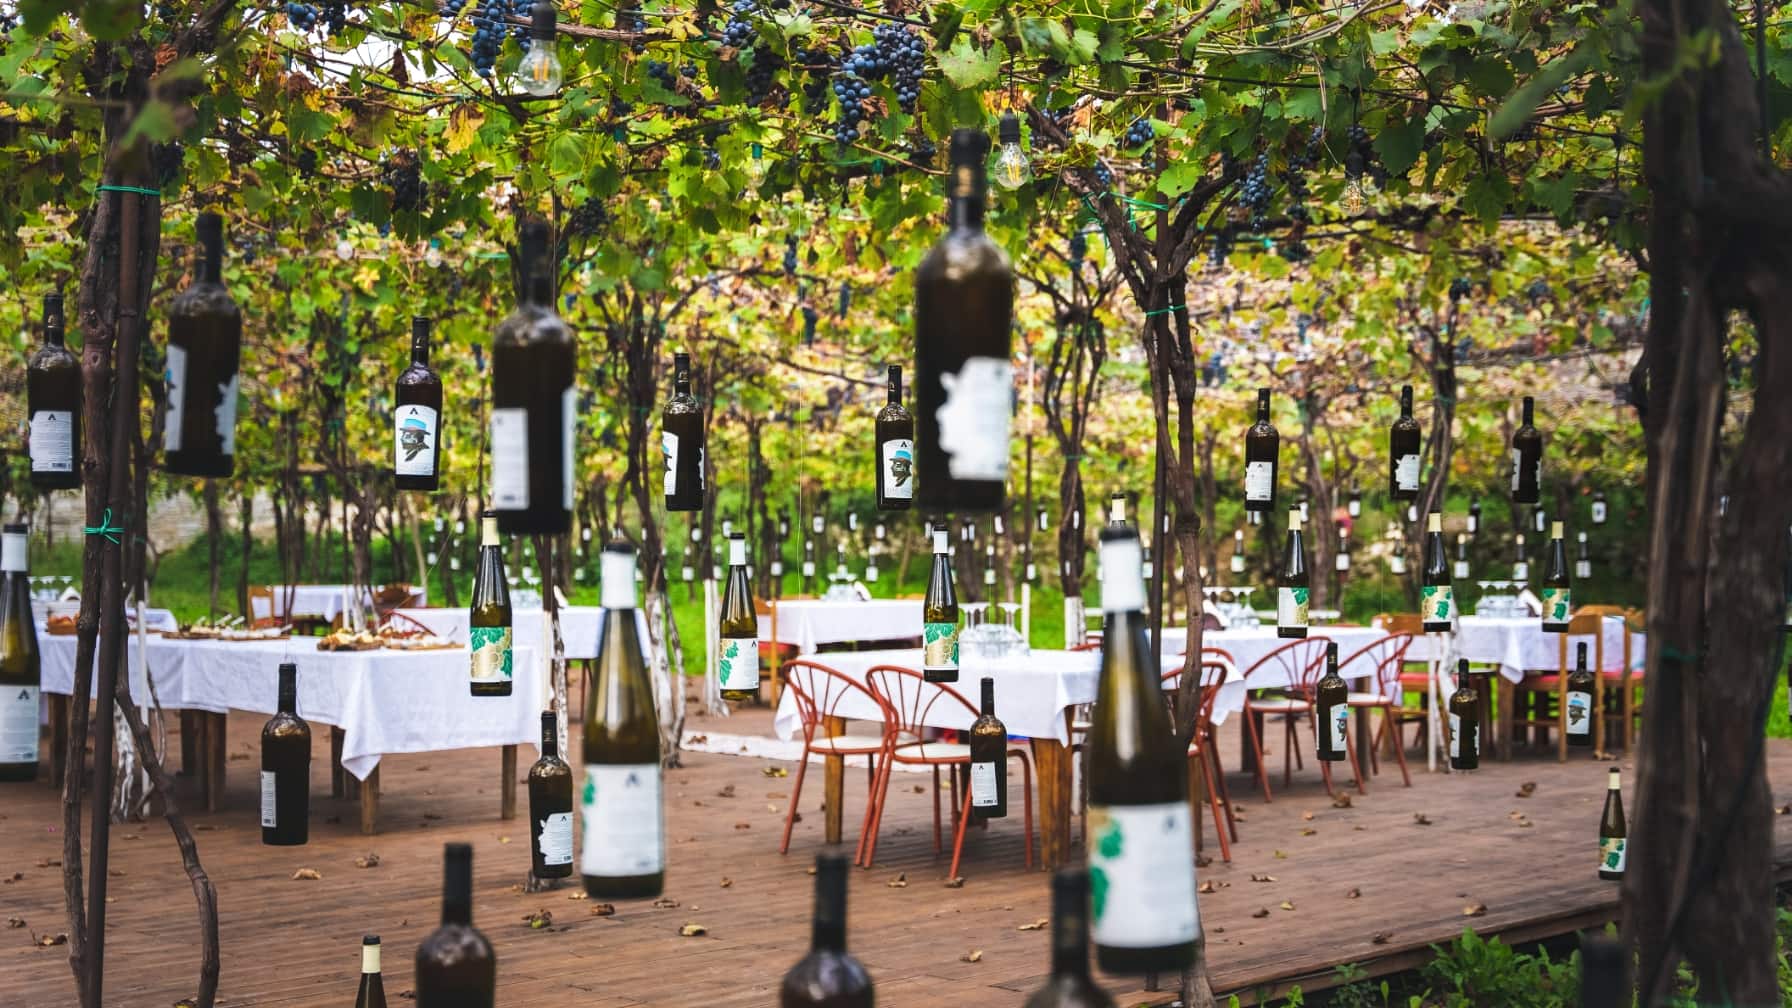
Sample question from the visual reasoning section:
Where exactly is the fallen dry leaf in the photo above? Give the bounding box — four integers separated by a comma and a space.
1463, 903, 1488, 917
887, 873, 908, 889
1331, 794, 1353, 808
589, 903, 616, 917
1017, 918, 1048, 931
423, 813, 443, 821
732, 822, 751, 830
567, 891, 588, 900
1279, 901, 1296, 911
34, 932, 67, 947
652, 897, 680, 909
761, 767, 788, 778
1372, 931, 1393, 945
523, 909, 552, 929
498, 836, 512, 845
354, 853, 381, 869
1196, 854, 1214, 868
34, 859, 60, 868
292, 868, 322, 881
911, 785, 925, 793
678, 923, 708, 937
107, 869, 125, 877
1301, 811, 1315, 821
717, 785, 737, 798
6, 917, 23, 928
1300, 828, 1318, 837
1249, 874, 1277, 883
1516, 781, 1537, 798
1345, 888, 1361, 899
766, 791, 788, 799
961, 948, 983, 963
1273, 849, 1288, 859
3, 872, 21, 883
1251, 907, 1271, 919
719, 877, 734, 889
1198, 881, 1219, 894
1777, 804, 1790, 815
1413, 813, 1433, 826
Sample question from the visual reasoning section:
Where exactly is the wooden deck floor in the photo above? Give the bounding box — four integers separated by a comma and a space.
3, 703, 1791, 1008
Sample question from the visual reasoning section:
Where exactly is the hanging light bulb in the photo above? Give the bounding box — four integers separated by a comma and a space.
748, 142, 767, 185
513, 1, 563, 96
423, 239, 444, 268
992, 111, 1032, 190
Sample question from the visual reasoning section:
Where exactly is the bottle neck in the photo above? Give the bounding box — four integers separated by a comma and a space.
528, 269, 553, 308
810, 863, 848, 953
947, 162, 986, 230
410, 331, 431, 366
441, 865, 472, 926
1050, 904, 1091, 978
277, 669, 296, 714
887, 369, 901, 405
979, 678, 995, 717
1256, 393, 1270, 421
1522, 397, 1534, 425
362, 942, 381, 975
201, 243, 222, 284
44, 324, 65, 349
481, 517, 499, 548
1400, 389, 1413, 417
540, 715, 558, 757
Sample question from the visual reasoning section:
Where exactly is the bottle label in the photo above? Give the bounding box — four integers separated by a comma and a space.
580, 764, 664, 877
1449, 712, 1463, 760
215, 371, 239, 457
538, 810, 574, 866
469, 626, 514, 684
718, 637, 758, 692
801, 561, 815, 578
1328, 703, 1348, 753
970, 760, 999, 807
1088, 802, 1200, 948
1453, 560, 1470, 580
936, 356, 1013, 481
29, 411, 74, 473
260, 770, 277, 828
1244, 460, 1274, 502
1510, 448, 1522, 493
1394, 453, 1420, 491
0, 685, 39, 765
1576, 560, 1592, 579
1276, 587, 1308, 630
393, 404, 438, 476
1600, 836, 1626, 874
662, 431, 680, 497
163, 344, 187, 452
1566, 691, 1592, 735
562, 385, 576, 512
1421, 584, 1456, 626
1513, 561, 1529, 583
1592, 501, 1607, 523
880, 437, 916, 500
1541, 587, 1571, 626
923, 621, 959, 671
1230, 555, 1245, 574
491, 408, 529, 509
1335, 553, 1349, 572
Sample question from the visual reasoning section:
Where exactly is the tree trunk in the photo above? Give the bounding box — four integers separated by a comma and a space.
237, 494, 252, 617
203, 480, 222, 619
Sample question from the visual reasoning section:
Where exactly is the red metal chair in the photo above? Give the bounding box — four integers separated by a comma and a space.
1161, 659, 1236, 862
1339, 633, 1416, 788
1239, 637, 1332, 802
777, 660, 893, 857
860, 665, 1034, 878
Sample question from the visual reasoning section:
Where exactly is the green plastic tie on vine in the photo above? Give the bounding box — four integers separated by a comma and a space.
96, 185, 163, 197
1142, 304, 1186, 317
84, 509, 125, 545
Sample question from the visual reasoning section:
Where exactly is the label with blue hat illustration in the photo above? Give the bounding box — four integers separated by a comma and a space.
882, 438, 915, 500
394, 404, 438, 477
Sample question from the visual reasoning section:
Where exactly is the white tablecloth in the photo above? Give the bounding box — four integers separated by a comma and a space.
1454, 615, 1644, 683
1169, 626, 1390, 724
254, 585, 428, 622
758, 599, 924, 652
39, 633, 538, 780
391, 606, 649, 662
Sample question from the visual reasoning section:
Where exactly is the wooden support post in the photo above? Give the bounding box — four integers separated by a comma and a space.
1031, 712, 1073, 870
48, 694, 69, 789
822, 715, 844, 845
179, 709, 197, 777
359, 765, 380, 835
204, 711, 226, 813
500, 744, 518, 820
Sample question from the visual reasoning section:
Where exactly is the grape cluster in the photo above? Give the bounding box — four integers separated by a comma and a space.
1208, 226, 1235, 268
906, 134, 936, 169
801, 304, 819, 345
383, 150, 425, 213
1091, 161, 1113, 191
721, 0, 757, 49
794, 47, 833, 115
1282, 127, 1322, 226
1240, 152, 1271, 228
620, 8, 647, 53
646, 59, 677, 90
470, 0, 529, 76
782, 237, 798, 276
743, 50, 782, 105
831, 74, 872, 145
1068, 230, 1086, 269
1122, 117, 1154, 148
295, 148, 318, 178
568, 197, 608, 238
840, 24, 925, 111
282, 0, 351, 35
1448, 277, 1472, 301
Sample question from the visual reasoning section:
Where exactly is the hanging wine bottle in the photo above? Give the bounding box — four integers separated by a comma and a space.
1591, 490, 1608, 526
1448, 659, 1479, 771
469, 511, 513, 697
968, 677, 1007, 819
1420, 512, 1454, 632
394, 316, 443, 492
581, 543, 664, 899
922, 527, 959, 683
1512, 533, 1529, 583
1086, 527, 1198, 974
1276, 510, 1309, 639
0, 525, 41, 782
1511, 395, 1543, 504
1335, 525, 1349, 573
261, 662, 310, 846
26, 294, 80, 489
875, 364, 915, 511
664, 351, 706, 512
1598, 767, 1627, 880
915, 128, 1014, 515
780, 853, 875, 1007
719, 533, 760, 703
1467, 497, 1482, 536
1314, 641, 1347, 762
1243, 388, 1278, 513
164, 211, 242, 477
1389, 385, 1421, 501
415, 843, 496, 1006
528, 710, 574, 880
491, 218, 576, 535
1453, 533, 1470, 581
1567, 641, 1596, 747
1542, 521, 1571, 632
1023, 869, 1116, 1008
1575, 532, 1593, 580
1229, 528, 1245, 575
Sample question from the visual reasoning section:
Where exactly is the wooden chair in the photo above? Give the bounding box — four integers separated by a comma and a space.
1161, 659, 1236, 862
1339, 633, 1416, 787
247, 585, 277, 629
1510, 611, 1606, 761
1238, 637, 1333, 802
860, 665, 1033, 878
1579, 606, 1646, 750
775, 660, 889, 857
754, 598, 799, 705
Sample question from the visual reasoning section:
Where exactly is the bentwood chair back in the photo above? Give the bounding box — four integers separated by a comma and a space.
1239, 637, 1331, 801
1160, 660, 1236, 861
1339, 633, 1416, 786
775, 660, 886, 857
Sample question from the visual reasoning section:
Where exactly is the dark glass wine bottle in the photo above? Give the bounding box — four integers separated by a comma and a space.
164, 212, 242, 478
968, 677, 1007, 819
26, 294, 80, 489
1243, 388, 1279, 512
1511, 395, 1543, 504
1448, 659, 1479, 771
1512, 533, 1529, 583
469, 511, 513, 697
1575, 531, 1592, 580
0, 525, 41, 782
261, 662, 310, 846
1453, 533, 1471, 581
663, 351, 706, 512
1542, 521, 1571, 632
1566, 641, 1595, 748
719, 533, 759, 703
1314, 641, 1347, 762
780, 853, 874, 1007
415, 843, 495, 1006
1467, 497, 1482, 536
1598, 768, 1626, 880
922, 526, 959, 683
915, 128, 1014, 515
1087, 527, 1198, 974
581, 543, 664, 900
394, 316, 443, 492
354, 935, 388, 1008
1591, 490, 1608, 526
1024, 869, 1116, 1008
491, 218, 576, 535
1389, 384, 1421, 501
875, 364, 915, 511
1421, 512, 1454, 632
1276, 510, 1309, 639
528, 710, 574, 879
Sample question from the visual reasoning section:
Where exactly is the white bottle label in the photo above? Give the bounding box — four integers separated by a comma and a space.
1277, 587, 1308, 630
29, 411, 74, 473
163, 344, 187, 452
1576, 560, 1592, 579
1335, 553, 1350, 572
490, 408, 529, 509
880, 437, 915, 500
1328, 703, 1348, 753
1394, 453, 1420, 492
1600, 836, 1626, 874
801, 561, 815, 578
538, 810, 574, 866
260, 770, 277, 828
1088, 802, 1200, 948
215, 371, 239, 457
1244, 460, 1274, 502
662, 431, 680, 497
0, 685, 40, 765
935, 356, 1013, 481
1566, 691, 1592, 735
1230, 554, 1245, 574
1510, 448, 1523, 493
1453, 560, 1470, 580
970, 761, 999, 807
580, 764, 664, 877
1513, 561, 1529, 582
1449, 712, 1463, 760
718, 637, 758, 692
393, 404, 438, 476
562, 385, 576, 512
1592, 501, 1607, 523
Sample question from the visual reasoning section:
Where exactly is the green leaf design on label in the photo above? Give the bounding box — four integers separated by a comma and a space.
923, 621, 958, 666
581, 773, 596, 805
469, 626, 513, 682
1542, 587, 1571, 623
1292, 587, 1309, 606
1089, 866, 1110, 922
1422, 585, 1454, 621
1601, 837, 1625, 870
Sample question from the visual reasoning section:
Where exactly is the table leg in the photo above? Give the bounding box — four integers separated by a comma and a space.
179, 710, 197, 777
1031, 733, 1070, 870
1353, 707, 1372, 784
769, 606, 784, 708
330, 727, 346, 800
501, 744, 518, 820
205, 712, 226, 813
48, 694, 68, 790
359, 765, 380, 835
822, 715, 844, 845
1498, 678, 1514, 762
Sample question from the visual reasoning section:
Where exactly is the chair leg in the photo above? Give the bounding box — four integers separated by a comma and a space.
1206, 734, 1239, 842
856, 750, 893, 867
781, 744, 813, 855
861, 753, 901, 868
1201, 748, 1232, 863
1556, 681, 1568, 763
1282, 716, 1295, 788
1363, 709, 1382, 776
947, 778, 975, 881
931, 765, 943, 853
1014, 751, 1034, 870
1386, 711, 1412, 787
1242, 709, 1273, 803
